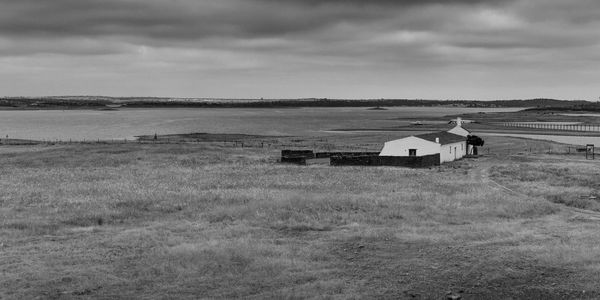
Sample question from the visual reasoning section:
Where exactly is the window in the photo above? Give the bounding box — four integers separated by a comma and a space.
409, 149, 417, 156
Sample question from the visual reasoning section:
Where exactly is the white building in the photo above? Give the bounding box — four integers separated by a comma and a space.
379, 131, 468, 164
379, 136, 440, 157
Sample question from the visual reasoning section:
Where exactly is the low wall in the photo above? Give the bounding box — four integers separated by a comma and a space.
330, 154, 440, 168
281, 156, 307, 165
281, 150, 314, 165
315, 152, 380, 158
281, 150, 314, 159
281, 150, 379, 165
280, 150, 439, 168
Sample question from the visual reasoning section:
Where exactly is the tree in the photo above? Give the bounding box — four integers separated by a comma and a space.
467, 135, 484, 147
467, 135, 485, 155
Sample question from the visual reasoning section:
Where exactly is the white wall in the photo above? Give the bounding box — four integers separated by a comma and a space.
379, 136, 440, 157
440, 141, 467, 163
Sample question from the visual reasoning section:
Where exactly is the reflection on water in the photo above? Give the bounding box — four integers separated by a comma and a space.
0, 107, 523, 141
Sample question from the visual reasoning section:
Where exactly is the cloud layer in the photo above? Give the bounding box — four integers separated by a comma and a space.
0, 0, 598, 99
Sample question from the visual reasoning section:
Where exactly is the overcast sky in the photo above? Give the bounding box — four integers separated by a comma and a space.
1, 0, 598, 99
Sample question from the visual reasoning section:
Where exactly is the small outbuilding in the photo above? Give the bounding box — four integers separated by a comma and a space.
447, 124, 471, 137
447, 118, 471, 137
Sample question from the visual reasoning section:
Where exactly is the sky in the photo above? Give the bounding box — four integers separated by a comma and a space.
0, 0, 599, 100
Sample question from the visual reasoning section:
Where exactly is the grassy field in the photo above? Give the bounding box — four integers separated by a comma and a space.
1, 138, 600, 299
490, 157, 600, 211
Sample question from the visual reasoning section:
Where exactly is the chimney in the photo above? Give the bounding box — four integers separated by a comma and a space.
456, 117, 463, 127
435, 137, 440, 143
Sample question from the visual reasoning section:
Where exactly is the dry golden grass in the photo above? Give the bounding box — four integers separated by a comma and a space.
1, 142, 599, 299
490, 158, 600, 211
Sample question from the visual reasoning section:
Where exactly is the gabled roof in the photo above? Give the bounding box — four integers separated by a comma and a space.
447, 125, 471, 137
415, 131, 466, 145
452, 125, 471, 133
384, 135, 439, 145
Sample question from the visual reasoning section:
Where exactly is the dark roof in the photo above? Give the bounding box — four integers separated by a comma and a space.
447, 123, 472, 132
415, 131, 466, 145
456, 126, 472, 133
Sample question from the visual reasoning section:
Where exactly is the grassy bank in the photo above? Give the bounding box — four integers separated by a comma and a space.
1, 142, 599, 299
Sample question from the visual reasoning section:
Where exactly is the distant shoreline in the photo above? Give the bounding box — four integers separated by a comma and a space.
329, 128, 600, 137
0, 97, 598, 110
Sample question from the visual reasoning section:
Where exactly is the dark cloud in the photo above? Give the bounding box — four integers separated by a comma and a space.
0, 0, 514, 40
0, 0, 598, 99
259, 0, 514, 6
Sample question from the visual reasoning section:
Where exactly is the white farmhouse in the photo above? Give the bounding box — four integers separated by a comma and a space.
379, 131, 468, 164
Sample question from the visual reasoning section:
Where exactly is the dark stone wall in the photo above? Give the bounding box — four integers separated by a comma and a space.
281, 150, 314, 165
281, 150, 315, 159
281, 156, 307, 165
330, 154, 440, 168
280, 150, 440, 168
315, 152, 380, 158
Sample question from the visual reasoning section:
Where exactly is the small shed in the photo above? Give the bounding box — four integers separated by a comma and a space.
447, 125, 471, 137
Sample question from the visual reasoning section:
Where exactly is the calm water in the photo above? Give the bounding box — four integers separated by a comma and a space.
482, 133, 600, 146
562, 114, 600, 117
0, 107, 522, 141
504, 121, 582, 125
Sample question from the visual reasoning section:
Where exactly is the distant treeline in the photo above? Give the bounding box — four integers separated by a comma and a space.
0, 97, 111, 108
120, 98, 591, 108
524, 103, 600, 112
0, 96, 594, 109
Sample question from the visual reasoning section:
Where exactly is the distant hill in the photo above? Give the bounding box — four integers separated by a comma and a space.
0, 96, 593, 109
524, 102, 600, 112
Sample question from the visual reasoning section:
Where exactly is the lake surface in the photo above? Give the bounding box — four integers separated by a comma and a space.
481, 133, 600, 146
503, 121, 582, 125
0, 107, 523, 141
562, 114, 600, 117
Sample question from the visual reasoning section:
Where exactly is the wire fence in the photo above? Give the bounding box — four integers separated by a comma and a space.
481, 145, 594, 157
500, 122, 600, 133
0, 137, 594, 159
0, 137, 382, 152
